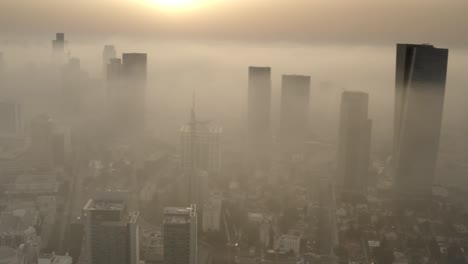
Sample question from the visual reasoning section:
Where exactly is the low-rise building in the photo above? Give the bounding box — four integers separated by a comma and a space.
274, 234, 301, 254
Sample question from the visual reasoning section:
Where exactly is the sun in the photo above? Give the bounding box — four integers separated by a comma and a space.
156, 0, 192, 8
150, 0, 200, 11
140, 0, 220, 13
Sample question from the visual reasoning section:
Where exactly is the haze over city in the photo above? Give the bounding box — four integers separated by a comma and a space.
1, 1, 468, 264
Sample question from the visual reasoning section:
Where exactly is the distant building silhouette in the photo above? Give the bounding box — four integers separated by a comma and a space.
0, 100, 22, 138
61, 58, 89, 118
52, 33, 66, 63
247, 66, 272, 159
29, 114, 54, 170
52, 33, 65, 53
106, 53, 147, 138
280, 75, 311, 152
29, 114, 66, 170
83, 192, 139, 264
163, 205, 197, 264
102, 45, 117, 75
394, 44, 449, 199
179, 109, 222, 176
179, 98, 221, 204
337, 91, 372, 193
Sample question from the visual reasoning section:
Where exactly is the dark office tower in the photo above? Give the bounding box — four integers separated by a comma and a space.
83, 192, 140, 264
123, 53, 147, 132
0, 101, 22, 137
102, 45, 117, 75
52, 33, 65, 53
247, 66, 271, 150
30, 114, 54, 169
394, 44, 449, 199
163, 205, 198, 264
52, 33, 66, 64
337, 91, 372, 194
280, 75, 311, 152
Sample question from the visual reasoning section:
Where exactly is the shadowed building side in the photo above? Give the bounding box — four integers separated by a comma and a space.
394, 44, 449, 199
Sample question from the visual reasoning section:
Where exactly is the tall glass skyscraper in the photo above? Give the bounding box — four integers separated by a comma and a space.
394, 44, 449, 198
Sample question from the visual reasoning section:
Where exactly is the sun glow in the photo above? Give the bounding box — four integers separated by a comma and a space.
149, 0, 204, 12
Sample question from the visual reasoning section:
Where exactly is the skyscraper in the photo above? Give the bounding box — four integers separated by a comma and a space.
52, 33, 65, 53
83, 192, 139, 264
163, 205, 197, 264
179, 121, 222, 176
102, 45, 117, 75
106, 53, 147, 137
123, 53, 147, 133
61, 58, 88, 117
280, 75, 311, 151
52, 33, 66, 64
247, 66, 271, 150
394, 44, 449, 198
180, 99, 222, 204
337, 91, 372, 193
0, 100, 22, 137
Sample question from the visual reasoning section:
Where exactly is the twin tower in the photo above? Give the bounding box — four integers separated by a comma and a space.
248, 43, 449, 200
247, 67, 311, 156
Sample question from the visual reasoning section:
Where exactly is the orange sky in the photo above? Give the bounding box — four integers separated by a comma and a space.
0, 0, 467, 46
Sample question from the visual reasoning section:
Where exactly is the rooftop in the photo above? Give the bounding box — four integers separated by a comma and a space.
180, 123, 223, 134
163, 206, 196, 224
83, 199, 125, 211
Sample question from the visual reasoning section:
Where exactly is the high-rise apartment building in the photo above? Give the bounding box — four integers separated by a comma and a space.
394, 44, 449, 198
337, 91, 372, 193
83, 192, 139, 264
163, 205, 197, 264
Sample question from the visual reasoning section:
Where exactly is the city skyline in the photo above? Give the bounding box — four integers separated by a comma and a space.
1, 1, 468, 263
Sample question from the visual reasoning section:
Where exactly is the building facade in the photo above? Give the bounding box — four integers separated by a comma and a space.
83, 192, 139, 264
106, 53, 147, 138
163, 205, 197, 264
394, 44, 449, 198
337, 91, 372, 193
247, 66, 272, 156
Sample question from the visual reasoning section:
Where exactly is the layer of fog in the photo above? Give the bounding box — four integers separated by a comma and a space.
1, 39, 468, 186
